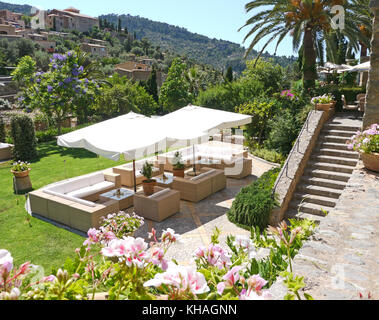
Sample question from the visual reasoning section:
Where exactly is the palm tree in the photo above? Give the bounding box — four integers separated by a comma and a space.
239, 0, 370, 89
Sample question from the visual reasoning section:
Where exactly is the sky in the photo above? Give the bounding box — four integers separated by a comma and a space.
6, 0, 296, 57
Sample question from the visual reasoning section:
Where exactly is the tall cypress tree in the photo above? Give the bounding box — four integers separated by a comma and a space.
225, 66, 233, 82
0, 117, 5, 143
118, 18, 122, 32
146, 67, 159, 103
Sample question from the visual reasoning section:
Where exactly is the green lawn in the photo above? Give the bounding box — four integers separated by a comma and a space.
0, 142, 125, 273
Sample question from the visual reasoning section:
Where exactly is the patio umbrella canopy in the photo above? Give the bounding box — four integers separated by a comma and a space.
58, 112, 169, 161
158, 104, 252, 144
345, 61, 370, 72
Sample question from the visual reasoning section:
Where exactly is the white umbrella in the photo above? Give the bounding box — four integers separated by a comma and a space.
58, 112, 169, 191
158, 104, 252, 174
345, 61, 370, 72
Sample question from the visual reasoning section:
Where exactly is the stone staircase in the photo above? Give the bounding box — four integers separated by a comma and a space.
286, 119, 361, 223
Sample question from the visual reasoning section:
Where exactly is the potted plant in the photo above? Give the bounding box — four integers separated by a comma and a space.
141, 161, 156, 196
11, 161, 31, 178
311, 94, 335, 111
347, 124, 379, 172
172, 151, 185, 178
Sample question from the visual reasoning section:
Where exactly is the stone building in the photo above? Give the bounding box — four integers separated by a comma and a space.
0, 24, 16, 35
81, 43, 107, 57
31, 7, 99, 33
114, 61, 167, 88
0, 10, 25, 28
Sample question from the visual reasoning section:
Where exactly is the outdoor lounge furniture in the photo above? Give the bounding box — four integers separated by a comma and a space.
28, 170, 122, 232
156, 147, 195, 172
112, 158, 164, 187
342, 95, 359, 111
133, 186, 180, 222
0, 143, 13, 161
198, 157, 252, 179
172, 167, 226, 203
99, 188, 134, 211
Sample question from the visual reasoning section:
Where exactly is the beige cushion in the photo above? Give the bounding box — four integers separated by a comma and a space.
190, 169, 216, 181
67, 181, 114, 198
43, 189, 96, 207
148, 188, 171, 199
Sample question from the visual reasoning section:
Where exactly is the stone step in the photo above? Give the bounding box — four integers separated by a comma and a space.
316, 148, 359, 159
305, 169, 352, 182
322, 135, 351, 144
321, 129, 357, 138
301, 176, 347, 190
286, 209, 325, 224
289, 200, 331, 216
297, 184, 342, 199
318, 142, 353, 151
293, 193, 338, 208
314, 154, 358, 167
324, 124, 361, 132
309, 162, 355, 174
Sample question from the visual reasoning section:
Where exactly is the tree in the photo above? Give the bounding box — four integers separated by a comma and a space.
0, 117, 5, 143
159, 58, 191, 113
225, 66, 233, 82
95, 73, 158, 117
10, 114, 37, 161
144, 67, 159, 103
118, 18, 122, 32
240, 0, 368, 89
15, 51, 101, 135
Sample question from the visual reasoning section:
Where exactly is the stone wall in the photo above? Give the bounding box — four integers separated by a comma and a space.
269, 109, 334, 226
363, 1, 379, 128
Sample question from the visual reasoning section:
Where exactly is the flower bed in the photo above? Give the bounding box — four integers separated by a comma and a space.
1, 216, 316, 300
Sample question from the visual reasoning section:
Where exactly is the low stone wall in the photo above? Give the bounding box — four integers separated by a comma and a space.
269, 109, 335, 226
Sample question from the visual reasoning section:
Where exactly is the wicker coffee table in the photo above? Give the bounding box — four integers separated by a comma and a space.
99, 188, 134, 211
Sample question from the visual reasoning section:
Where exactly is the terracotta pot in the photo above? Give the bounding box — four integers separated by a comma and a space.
316, 103, 333, 111
11, 169, 31, 178
361, 153, 379, 173
142, 179, 156, 196
173, 168, 185, 178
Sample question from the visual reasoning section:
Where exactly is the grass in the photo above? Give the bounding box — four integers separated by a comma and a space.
0, 141, 126, 273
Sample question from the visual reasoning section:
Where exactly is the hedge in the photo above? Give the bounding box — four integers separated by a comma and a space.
35, 123, 94, 143
10, 114, 38, 161
227, 167, 280, 230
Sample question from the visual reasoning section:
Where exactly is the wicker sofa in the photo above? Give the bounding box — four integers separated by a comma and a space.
172, 168, 226, 203
28, 171, 122, 232
112, 158, 164, 187
157, 142, 247, 173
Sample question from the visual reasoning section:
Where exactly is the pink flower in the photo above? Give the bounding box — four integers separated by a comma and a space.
239, 289, 272, 300
194, 246, 206, 258
247, 274, 268, 292
42, 275, 58, 283
161, 228, 181, 243
0, 249, 13, 273
205, 244, 231, 269
144, 263, 210, 296
217, 266, 243, 295
83, 228, 100, 246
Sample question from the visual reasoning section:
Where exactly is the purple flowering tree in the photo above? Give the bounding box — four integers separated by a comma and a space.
16, 51, 100, 134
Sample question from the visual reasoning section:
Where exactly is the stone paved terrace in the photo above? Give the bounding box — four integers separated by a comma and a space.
132, 155, 278, 266
271, 162, 379, 300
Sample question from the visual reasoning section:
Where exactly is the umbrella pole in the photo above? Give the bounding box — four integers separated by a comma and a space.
133, 160, 137, 193
193, 145, 197, 176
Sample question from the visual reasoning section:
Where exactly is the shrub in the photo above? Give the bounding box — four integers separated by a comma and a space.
265, 109, 301, 155
35, 123, 93, 143
0, 117, 5, 142
227, 167, 280, 230
0, 98, 12, 110
10, 114, 37, 161
250, 146, 285, 164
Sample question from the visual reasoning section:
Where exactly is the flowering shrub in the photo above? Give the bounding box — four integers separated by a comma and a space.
15, 51, 100, 134
280, 90, 295, 100
11, 161, 31, 172
1, 219, 316, 300
98, 211, 144, 241
311, 93, 334, 105
347, 124, 379, 154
